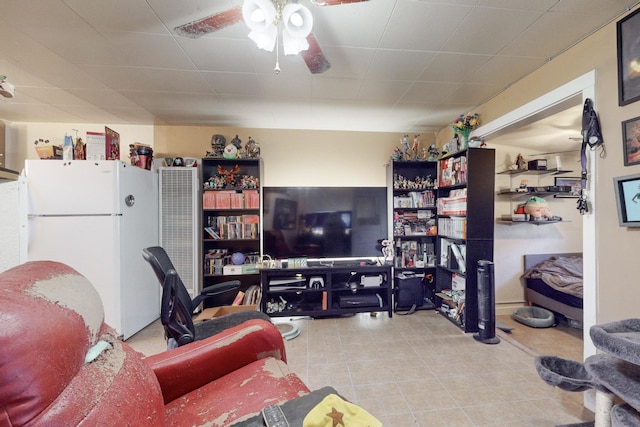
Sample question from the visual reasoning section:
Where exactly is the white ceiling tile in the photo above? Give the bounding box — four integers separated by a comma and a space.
178, 38, 259, 72
314, 46, 376, 79
442, 7, 542, 55
260, 73, 313, 98
381, 2, 471, 51
401, 82, 459, 104
0, 0, 632, 133
79, 67, 211, 93
500, 11, 614, 58
312, 77, 362, 100
468, 55, 547, 86
419, 53, 493, 82
309, 1, 394, 49
477, 0, 558, 11
357, 80, 412, 103
201, 72, 264, 97
63, 0, 169, 34
367, 50, 435, 80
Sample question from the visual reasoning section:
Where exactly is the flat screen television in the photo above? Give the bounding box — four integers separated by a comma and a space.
263, 187, 388, 261
613, 173, 640, 227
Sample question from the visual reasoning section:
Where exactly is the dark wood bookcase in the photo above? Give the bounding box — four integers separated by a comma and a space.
435, 148, 495, 332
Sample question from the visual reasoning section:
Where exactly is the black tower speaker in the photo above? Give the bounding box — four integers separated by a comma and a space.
473, 260, 500, 344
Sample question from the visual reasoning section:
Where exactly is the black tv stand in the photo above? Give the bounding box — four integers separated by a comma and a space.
260, 265, 393, 318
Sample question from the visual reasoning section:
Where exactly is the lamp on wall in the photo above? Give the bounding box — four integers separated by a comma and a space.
242, 0, 313, 72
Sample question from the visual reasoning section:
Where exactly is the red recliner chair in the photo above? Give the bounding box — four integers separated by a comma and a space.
0, 261, 310, 426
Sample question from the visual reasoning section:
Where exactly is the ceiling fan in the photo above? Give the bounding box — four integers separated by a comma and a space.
174, 0, 368, 74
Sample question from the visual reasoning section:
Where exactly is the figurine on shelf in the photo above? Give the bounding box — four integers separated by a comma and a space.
217, 164, 240, 187
402, 135, 410, 152
427, 144, 439, 161
231, 134, 242, 149
516, 153, 527, 170
204, 175, 226, 189
392, 146, 404, 161
209, 134, 226, 158
223, 144, 238, 159
244, 136, 260, 159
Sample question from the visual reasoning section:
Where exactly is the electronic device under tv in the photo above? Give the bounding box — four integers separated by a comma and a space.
263, 187, 388, 261
613, 173, 640, 227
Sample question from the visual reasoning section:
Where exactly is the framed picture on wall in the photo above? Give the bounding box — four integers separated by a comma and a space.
617, 7, 640, 106
622, 115, 640, 166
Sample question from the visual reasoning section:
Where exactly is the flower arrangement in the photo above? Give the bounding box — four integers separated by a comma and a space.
451, 113, 480, 142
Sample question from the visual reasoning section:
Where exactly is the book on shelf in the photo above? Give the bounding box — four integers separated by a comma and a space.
204, 226, 220, 239
437, 188, 468, 216
451, 273, 465, 291
205, 214, 260, 240
243, 285, 262, 305
242, 189, 260, 209
393, 190, 435, 208
449, 242, 466, 274
437, 217, 467, 239
440, 238, 466, 272
232, 291, 245, 305
439, 155, 467, 187
227, 222, 243, 240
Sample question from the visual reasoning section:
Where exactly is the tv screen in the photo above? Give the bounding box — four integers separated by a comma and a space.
614, 173, 640, 227
263, 187, 388, 261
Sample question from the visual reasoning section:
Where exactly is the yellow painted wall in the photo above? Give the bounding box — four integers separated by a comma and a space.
446, 7, 640, 324
154, 126, 435, 187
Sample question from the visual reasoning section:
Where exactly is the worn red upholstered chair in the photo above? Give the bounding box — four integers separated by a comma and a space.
0, 261, 309, 426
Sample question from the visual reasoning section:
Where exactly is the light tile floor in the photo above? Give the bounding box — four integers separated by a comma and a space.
127, 311, 592, 427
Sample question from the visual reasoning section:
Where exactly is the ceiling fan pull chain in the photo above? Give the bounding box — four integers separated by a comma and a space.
274, 29, 281, 74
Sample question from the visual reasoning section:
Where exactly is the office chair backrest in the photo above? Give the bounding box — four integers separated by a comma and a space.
143, 246, 180, 288
143, 246, 197, 345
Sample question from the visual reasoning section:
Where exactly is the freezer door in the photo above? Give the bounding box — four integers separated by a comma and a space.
25, 160, 120, 215
119, 164, 160, 338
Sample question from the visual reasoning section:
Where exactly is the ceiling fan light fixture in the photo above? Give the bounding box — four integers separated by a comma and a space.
0, 75, 14, 98
248, 25, 278, 52
283, 3, 313, 39
282, 31, 309, 55
242, 0, 276, 32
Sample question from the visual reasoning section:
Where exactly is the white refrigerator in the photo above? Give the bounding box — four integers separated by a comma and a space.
25, 160, 160, 339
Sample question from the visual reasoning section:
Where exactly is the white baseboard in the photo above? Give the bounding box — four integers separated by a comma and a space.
495, 301, 527, 316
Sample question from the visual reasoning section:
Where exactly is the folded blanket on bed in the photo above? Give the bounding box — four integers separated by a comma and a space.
521, 256, 583, 298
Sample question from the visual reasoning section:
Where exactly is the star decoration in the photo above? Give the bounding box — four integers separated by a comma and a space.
325, 407, 344, 427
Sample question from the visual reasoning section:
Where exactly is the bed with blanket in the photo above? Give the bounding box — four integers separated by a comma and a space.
520, 253, 583, 322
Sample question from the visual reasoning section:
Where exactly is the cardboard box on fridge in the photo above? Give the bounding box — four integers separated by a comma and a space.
194, 305, 258, 322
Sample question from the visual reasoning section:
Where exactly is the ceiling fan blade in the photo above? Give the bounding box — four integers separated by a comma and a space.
302, 33, 331, 74
175, 6, 242, 38
314, 0, 369, 5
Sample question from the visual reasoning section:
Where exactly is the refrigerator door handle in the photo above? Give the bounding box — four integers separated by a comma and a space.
28, 213, 123, 218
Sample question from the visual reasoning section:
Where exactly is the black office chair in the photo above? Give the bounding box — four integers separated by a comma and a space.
142, 246, 270, 348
